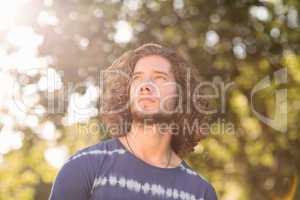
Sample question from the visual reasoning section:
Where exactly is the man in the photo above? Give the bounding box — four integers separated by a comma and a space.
49, 43, 217, 200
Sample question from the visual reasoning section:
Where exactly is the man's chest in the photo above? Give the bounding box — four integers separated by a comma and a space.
89, 174, 201, 200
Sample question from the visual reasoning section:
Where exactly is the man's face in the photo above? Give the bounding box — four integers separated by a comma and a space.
129, 55, 177, 124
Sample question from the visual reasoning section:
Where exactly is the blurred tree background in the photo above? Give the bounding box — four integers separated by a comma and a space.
0, 0, 299, 199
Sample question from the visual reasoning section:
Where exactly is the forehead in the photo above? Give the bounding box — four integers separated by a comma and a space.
134, 55, 172, 74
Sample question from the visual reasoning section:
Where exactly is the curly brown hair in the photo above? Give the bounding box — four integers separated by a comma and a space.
100, 43, 212, 158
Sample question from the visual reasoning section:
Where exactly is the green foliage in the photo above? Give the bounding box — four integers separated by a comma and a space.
0, 0, 299, 199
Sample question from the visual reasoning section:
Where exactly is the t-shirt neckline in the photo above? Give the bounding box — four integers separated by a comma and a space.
114, 137, 185, 172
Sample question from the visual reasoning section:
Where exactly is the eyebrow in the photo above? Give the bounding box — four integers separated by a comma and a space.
132, 70, 169, 77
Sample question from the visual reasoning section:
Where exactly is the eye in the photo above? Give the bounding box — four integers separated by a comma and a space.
132, 75, 141, 81
155, 75, 167, 81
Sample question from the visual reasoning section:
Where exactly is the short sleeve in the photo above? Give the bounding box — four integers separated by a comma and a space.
48, 156, 94, 200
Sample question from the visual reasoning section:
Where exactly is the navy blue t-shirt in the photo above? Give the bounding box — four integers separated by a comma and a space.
49, 137, 217, 200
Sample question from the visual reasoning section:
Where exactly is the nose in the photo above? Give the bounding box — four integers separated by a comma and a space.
139, 79, 155, 95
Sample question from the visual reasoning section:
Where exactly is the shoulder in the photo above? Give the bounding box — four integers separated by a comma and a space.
53, 137, 125, 182
179, 161, 218, 199
49, 137, 126, 199
58, 137, 126, 173
67, 137, 125, 162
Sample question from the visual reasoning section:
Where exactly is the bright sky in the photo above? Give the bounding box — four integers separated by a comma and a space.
0, 0, 67, 168
0, 0, 107, 168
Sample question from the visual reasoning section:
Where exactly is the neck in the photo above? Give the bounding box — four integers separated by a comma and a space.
127, 120, 173, 165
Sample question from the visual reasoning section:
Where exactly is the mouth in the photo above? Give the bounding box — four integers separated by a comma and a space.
138, 96, 157, 103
